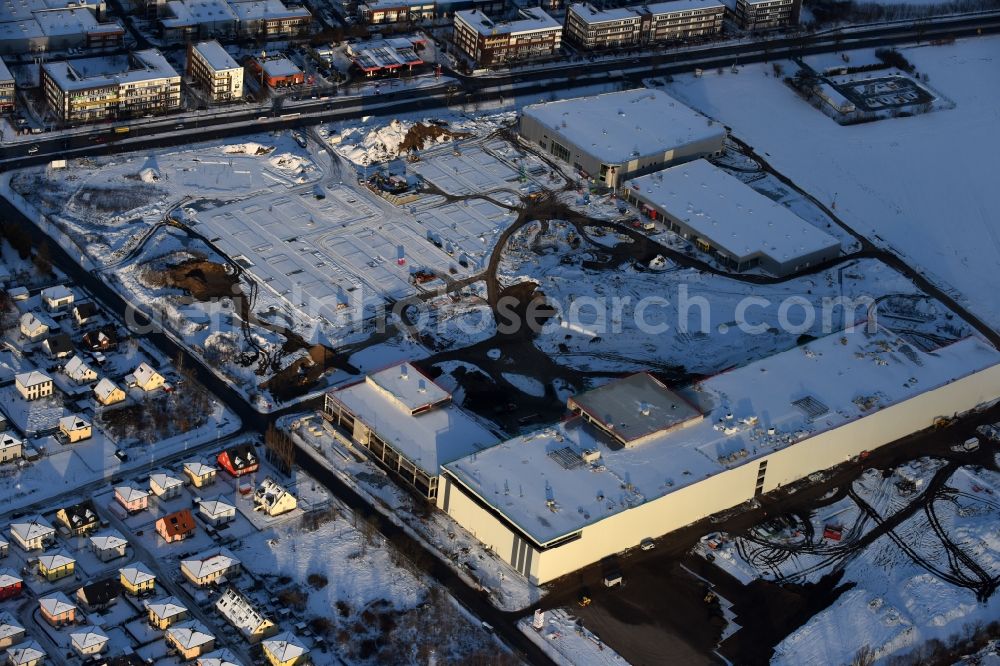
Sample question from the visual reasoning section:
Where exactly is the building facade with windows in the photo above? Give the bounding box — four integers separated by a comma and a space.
453, 8, 562, 68
564, 0, 724, 50
188, 40, 243, 102
731, 0, 800, 30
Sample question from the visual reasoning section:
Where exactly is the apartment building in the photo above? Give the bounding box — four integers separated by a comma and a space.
0, 57, 13, 113
564, 0, 724, 50
188, 40, 243, 102
453, 7, 562, 68
731, 0, 800, 30
42, 49, 180, 124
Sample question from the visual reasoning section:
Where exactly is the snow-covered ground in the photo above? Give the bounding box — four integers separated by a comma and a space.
666, 37, 1000, 332
519, 608, 629, 666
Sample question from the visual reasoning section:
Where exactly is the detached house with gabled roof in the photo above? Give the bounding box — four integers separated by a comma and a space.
146, 596, 189, 629
59, 414, 93, 443
42, 332, 73, 359
262, 632, 309, 666
0, 610, 25, 649
166, 621, 215, 660
197, 648, 245, 666
19, 313, 49, 341
39, 590, 77, 626
0, 569, 22, 601
0, 433, 22, 465
127, 362, 165, 392
150, 471, 184, 499
56, 499, 100, 536
70, 625, 109, 658
15, 372, 53, 401
215, 587, 276, 643
120, 562, 156, 596
90, 531, 129, 562
64, 355, 98, 385
94, 377, 126, 406
6, 640, 45, 666
76, 577, 121, 611
83, 326, 118, 352
181, 549, 240, 587
156, 509, 196, 543
253, 478, 297, 517
184, 461, 217, 488
40, 285, 74, 311
73, 301, 98, 326
115, 485, 150, 514
198, 496, 236, 527
10, 516, 55, 551
38, 550, 75, 582
217, 443, 258, 478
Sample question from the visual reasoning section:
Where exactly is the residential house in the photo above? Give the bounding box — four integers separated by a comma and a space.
42, 333, 73, 359
115, 485, 150, 514
94, 377, 126, 406
63, 355, 98, 385
76, 577, 121, 611
0, 537, 6, 558
119, 563, 156, 596
197, 648, 245, 666
56, 500, 100, 536
150, 472, 184, 499
180, 549, 240, 587
262, 632, 308, 666
215, 587, 275, 643
7, 287, 27, 301
0, 611, 25, 649
14, 372, 53, 401
253, 478, 297, 517
0, 570, 22, 601
127, 362, 165, 392
0, 434, 21, 465
59, 415, 93, 443
82, 326, 118, 352
70, 626, 109, 658
217, 444, 258, 478
146, 596, 189, 630
184, 461, 217, 488
198, 496, 236, 527
38, 550, 75, 582
40, 285, 74, 311
90, 531, 129, 562
39, 591, 77, 626
72, 302, 98, 326
166, 621, 215, 660
156, 509, 196, 543
19, 313, 49, 341
5, 640, 45, 666
9, 517, 55, 550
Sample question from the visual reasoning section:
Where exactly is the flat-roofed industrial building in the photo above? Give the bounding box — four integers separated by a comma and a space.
519, 88, 726, 187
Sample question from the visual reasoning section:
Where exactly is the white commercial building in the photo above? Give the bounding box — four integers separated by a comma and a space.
623, 158, 842, 275
437, 327, 1000, 584
519, 88, 726, 187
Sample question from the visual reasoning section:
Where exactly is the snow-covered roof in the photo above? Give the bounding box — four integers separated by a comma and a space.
10, 516, 54, 541
39, 591, 76, 616
42, 49, 178, 92
181, 548, 239, 580
145, 596, 188, 619
60, 414, 91, 431
365, 362, 450, 413
19, 312, 49, 334
521, 88, 724, 166
0, 610, 23, 641
329, 373, 499, 477
90, 530, 128, 551
15, 370, 51, 388
644, 0, 725, 14
456, 7, 560, 36
185, 460, 217, 477
70, 626, 109, 650
94, 377, 122, 399
198, 496, 235, 517
445, 328, 1000, 544
64, 355, 94, 380
40, 284, 73, 302
567, 3, 640, 24
0, 568, 21, 588
150, 471, 183, 490
161, 0, 238, 28
0, 56, 11, 82
625, 159, 841, 265
263, 632, 307, 661
197, 648, 244, 666
168, 620, 215, 650
192, 40, 239, 71
229, 0, 310, 21
116, 484, 150, 503
256, 54, 301, 79
216, 587, 270, 634
120, 562, 156, 586
132, 361, 163, 386
0, 432, 20, 450
39, 550, 74, 570
6, 640, 44, 666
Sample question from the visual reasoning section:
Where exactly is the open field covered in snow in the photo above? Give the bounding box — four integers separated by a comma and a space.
666, 37, 1000, 333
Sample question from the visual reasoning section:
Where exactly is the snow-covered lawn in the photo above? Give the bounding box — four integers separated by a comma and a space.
666, 37, 1000, 332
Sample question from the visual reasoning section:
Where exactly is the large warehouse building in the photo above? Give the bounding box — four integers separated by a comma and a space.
623, 158, 842, 275
436, 327, 1000, 584
519, 88, 726, 187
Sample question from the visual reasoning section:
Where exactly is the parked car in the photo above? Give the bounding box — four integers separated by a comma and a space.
640, 538, 655, 551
